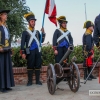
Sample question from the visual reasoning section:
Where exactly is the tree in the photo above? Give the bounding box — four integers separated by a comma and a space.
0, 0, 30, 40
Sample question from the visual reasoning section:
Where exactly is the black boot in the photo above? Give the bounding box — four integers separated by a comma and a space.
0, 88, 7, 93
90, 74, 97, 79
27, 70, 33, 86
87, 77, 92, 80
89, 67, 97, 79
84, 67, 88, 80
35, 70, 42, 85
6, 88, 12, 91
87, 67, 92, 80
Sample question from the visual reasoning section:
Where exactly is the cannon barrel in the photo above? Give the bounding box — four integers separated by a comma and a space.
59, 46, 74, 65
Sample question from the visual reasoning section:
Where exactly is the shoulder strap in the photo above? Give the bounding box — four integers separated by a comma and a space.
57, 29, 70, 43
27, 29, 41, 52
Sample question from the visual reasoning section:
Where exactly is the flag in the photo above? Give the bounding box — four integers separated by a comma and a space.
45, 0, 57, 26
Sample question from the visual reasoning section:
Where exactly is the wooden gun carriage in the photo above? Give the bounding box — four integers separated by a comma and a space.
47, 46, 80, 95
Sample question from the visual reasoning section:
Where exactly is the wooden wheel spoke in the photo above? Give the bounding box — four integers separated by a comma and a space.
47, 64, 56, 95
73, 78, 77, 89
68, 63, 80, 92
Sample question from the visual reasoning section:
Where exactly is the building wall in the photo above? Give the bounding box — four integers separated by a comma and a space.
13, 63, 100, 85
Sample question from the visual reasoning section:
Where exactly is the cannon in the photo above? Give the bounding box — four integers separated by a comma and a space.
47, 46, 80, 95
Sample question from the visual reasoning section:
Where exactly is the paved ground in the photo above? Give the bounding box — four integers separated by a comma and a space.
0, 78, 100, 100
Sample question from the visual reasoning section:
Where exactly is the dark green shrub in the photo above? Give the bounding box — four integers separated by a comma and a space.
94, 47, 100, 62
12, 47, 27, 67
11, 45, 99, 67
41, 45, 55, 66
70, 45, 84, 63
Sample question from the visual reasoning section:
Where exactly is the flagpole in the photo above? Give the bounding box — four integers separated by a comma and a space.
40, 0, 47, 47
84, 3, 87, 21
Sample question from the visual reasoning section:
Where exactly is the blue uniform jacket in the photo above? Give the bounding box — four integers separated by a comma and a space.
93, 14, 100, 47
21, 30, 45, 54
53, 29, 73, 49
82, 33, 94, 57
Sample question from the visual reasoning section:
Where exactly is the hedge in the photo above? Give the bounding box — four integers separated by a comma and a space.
12, 45, 99, 67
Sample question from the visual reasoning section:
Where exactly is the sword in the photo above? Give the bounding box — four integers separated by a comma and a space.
84, 56, 100, 84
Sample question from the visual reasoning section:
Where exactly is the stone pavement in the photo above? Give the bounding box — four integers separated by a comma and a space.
0, 78, 100, 100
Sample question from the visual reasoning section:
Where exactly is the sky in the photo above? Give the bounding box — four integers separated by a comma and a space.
26, 0, 100, 46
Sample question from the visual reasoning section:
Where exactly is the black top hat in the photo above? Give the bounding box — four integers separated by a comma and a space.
0, 9, 10, 14
24, 12, 37, 22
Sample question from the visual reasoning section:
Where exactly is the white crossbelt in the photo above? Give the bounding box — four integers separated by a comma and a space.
57, 29, 70, 43
27, 29, 41, 52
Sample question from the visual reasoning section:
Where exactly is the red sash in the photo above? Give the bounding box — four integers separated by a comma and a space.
86, 50, 94, 67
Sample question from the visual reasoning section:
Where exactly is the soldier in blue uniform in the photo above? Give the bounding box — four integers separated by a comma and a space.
20, 12, 46, 86
52, 16, 73, 83
93, 14, 100, 49
0, 9, 15, 92
83, 21, 96, 80
53, 16, 73, 63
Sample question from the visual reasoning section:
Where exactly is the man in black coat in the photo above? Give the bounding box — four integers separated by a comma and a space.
20, 12, 46, 86
82, 21, 96, 80
93, 14, 100, 48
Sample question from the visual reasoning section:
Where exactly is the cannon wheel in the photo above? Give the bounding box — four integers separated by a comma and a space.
47, 64, 56, 95
68, 62, 80, 92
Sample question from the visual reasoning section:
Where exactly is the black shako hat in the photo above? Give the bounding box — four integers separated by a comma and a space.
24, 12, 37, 22
0, 9, 10, 14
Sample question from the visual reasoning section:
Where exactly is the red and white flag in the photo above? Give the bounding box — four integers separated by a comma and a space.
45, 0, 57, 26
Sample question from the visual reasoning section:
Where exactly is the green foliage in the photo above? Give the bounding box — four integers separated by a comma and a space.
12, 47, 27, 67
11, 45, 100, 67
41, 45, 55, 66
69, 45, 84, 63
70, 45, 99, 63
0, 0, 30, 40
94, 47, 100, 62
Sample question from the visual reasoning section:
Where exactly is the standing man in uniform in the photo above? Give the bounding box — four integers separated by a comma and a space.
20, 12, 46, 86
82, 21, 96, 80
93, 14, 100, 49
52, 16, 73, 83
53, 16, 73, 63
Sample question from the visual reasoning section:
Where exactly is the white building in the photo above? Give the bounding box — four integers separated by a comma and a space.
11, 39, 21, 47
